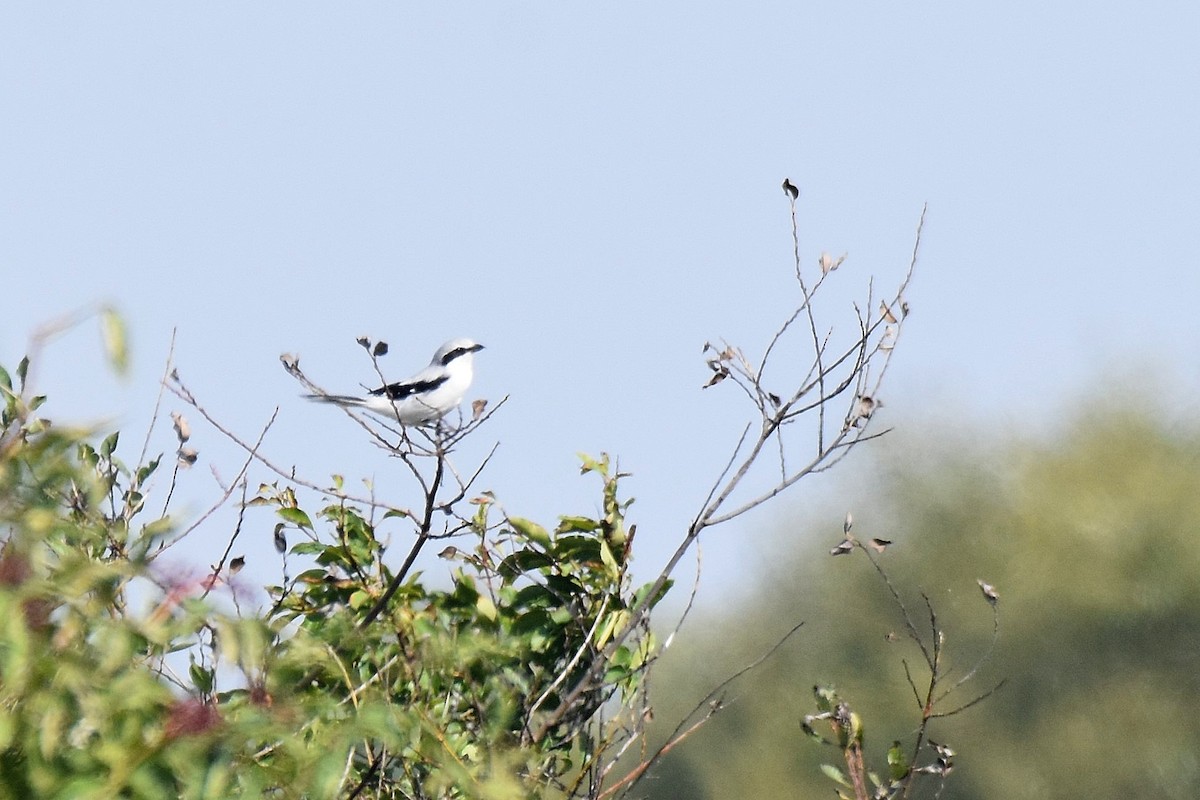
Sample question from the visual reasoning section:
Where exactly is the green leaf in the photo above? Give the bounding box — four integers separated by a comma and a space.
820, 763, 851, 788
471, 501, 490, 532
476, 594, 498, 622
814, 685, 839, 712
599, 538, 619, 578
633, 578, 674, 608
609, 644, 632, 668
123, 490, 144, 516
277, 507, 313, 530
887, 740, 910, 781
78, 443, 98, 468
556, 516, 598, 533
511, 608, 552, 637
16, 356, 29, 389
510, 583, 556, 610
190, 662, 214, 693
315, 545, 353, 570
849, 710, 864, 744
603, 664, 633, 684
544, 573, 586, 598
99, 431, 120, 458
140, 516, 173, 540
136, 455, 161, 484
800, 715, 826, 744
497, 549, 554, 580
294, 567, 329, 584
0, 708, 14, 749
100, 305, 129, 376
553, 535, 602, 564
577, 452, 605, 474
508, 516, 551, 548
596, 610, 631, 649
0, 364, 10, 392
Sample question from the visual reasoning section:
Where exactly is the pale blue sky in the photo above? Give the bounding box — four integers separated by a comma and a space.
3, 3, 1198, 602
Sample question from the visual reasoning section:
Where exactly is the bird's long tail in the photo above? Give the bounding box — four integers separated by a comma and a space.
303, 394, 368, 408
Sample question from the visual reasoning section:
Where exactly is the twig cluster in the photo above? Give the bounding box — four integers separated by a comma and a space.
531, 195, 925, 754
806, 516, 1005, 800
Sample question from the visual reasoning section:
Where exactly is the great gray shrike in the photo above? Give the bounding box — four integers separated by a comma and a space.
306, 337, 484, 425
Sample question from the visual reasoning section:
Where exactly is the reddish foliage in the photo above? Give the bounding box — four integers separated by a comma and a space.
164, 698, 222, 740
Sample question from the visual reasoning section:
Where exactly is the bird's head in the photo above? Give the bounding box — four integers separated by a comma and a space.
434, 338, 485, 367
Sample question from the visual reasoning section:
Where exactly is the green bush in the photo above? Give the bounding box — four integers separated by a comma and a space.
0, 355, 663, 798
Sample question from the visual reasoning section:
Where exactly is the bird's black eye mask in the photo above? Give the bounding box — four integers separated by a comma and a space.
440, 343, 484, 365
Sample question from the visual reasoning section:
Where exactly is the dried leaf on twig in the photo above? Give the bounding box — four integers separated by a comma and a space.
850, 395, 881, 427
880, 324, 897, 351
703, 361, 730, 388
819, 252, 846, 275
977, 579, 999, 605
830, 538, 854, 556
170, 411, 191, 443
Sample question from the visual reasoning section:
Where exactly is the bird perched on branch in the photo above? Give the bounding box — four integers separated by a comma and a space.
305, 337, 484, 425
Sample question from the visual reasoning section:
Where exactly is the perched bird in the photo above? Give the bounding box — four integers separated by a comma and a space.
782, 178, 800, 201
306, 338, 484, 425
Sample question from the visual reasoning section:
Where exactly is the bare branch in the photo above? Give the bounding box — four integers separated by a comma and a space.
156, 407, 279, 553
617, 620, 807, 798
533, 202, 925, 745
932, 678, 1008, 719
166, 375, 407, 516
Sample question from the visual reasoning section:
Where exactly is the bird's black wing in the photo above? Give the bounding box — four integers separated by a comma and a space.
370, 374, 449, 400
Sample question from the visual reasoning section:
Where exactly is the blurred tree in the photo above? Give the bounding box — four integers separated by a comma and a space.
641, 403, 1200, 800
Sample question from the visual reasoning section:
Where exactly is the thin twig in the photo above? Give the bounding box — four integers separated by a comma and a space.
357, 441, 446, 627
156, 407, 279, 553
166, 377, 406, 515
524, 596, 612, 737
200, 479, 250, 601
932, 678, 1008, 719
137, 329, 176, 470
618, 620, 806, 798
